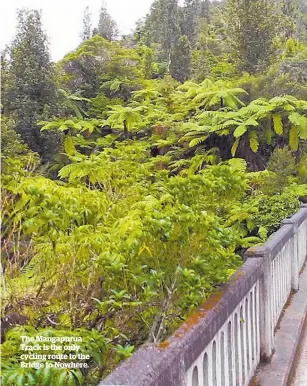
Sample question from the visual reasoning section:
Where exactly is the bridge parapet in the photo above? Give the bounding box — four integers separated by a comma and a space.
101, 205, 307, 386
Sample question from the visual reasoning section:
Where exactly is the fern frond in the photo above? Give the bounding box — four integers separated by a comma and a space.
289, 126, 299, 151
273, 114, 283, 135
249, 131, 259, 153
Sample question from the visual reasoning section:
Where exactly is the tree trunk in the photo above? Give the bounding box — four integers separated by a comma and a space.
220, 97, 224, 108
124, 120, 128, 139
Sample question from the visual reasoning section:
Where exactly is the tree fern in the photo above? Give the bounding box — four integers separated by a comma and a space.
106, 105, 145, 138
188, 136, 209, 147
249, 131, 259, 153
233, 125, 247, 138
273, 114, 283, 134
228, 158, 247, 172
289, 126, 299, 151
264, 127, 273, 145
231, 138, 240, 157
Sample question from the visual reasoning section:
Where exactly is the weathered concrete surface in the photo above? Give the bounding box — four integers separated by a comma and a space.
254, 263, 307, 386
291, 324, 307, 385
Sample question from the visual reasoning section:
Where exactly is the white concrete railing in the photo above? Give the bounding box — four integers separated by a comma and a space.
270, 235, 292, 331
298, 214, 307, 271
101, 204, 307, 386
186, 281, 260, 386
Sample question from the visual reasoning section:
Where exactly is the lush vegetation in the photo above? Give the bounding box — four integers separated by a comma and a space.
1, 0, 307, 385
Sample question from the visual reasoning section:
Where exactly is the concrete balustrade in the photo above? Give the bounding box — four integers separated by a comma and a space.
100, 205, 307, 386
185, 280, 261, 386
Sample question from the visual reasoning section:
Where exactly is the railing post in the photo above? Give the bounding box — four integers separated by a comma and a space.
282, 219, 299, 291
245, 247, 273, 360
301, 204, 307, 260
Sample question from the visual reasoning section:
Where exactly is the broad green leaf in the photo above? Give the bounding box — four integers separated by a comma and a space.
298, 123, 307, 139
58, 371, 68, 386
246, 218, 255, 232
289, 112, 307, 128
40, 367, 52, 385
231, 138, 240, 157
189, 136, 208, 147
58, 125, 69, 132
273, 114, 283, 135
233, 125, 247, 138
17, 373, 26, 386
249, 131, 259, 153
71, 370, 84, 385
228, 158, 247, 172
264, 127, 273, 145
64, 136, 77, 156
258, 226, 268, 240
289, 126, 299, 151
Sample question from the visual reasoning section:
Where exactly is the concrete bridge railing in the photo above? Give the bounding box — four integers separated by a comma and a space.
100, 204, 307, 386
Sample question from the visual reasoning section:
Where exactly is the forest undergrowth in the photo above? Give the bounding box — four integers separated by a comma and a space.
2, 0, 307, 384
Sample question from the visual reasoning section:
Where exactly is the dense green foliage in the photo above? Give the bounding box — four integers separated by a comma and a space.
1, 1, 307, 384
